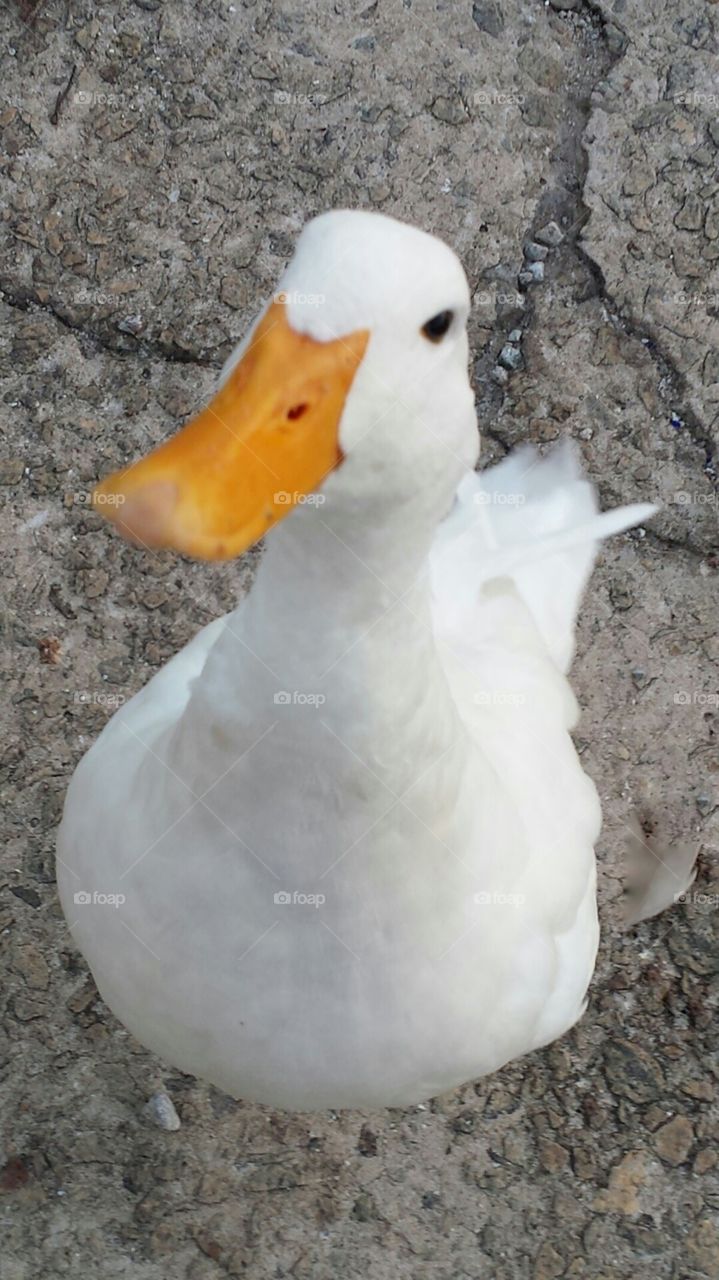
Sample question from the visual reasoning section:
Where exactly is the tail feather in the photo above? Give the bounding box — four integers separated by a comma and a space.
431, 439, 657, 672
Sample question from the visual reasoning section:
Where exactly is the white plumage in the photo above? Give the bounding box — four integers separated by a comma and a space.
57, 211, 656, 1108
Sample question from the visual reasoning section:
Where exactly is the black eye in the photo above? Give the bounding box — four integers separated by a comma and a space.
421, 310, 453, 342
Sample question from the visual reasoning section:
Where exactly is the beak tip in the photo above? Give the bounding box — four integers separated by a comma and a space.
93, 477, 180, 550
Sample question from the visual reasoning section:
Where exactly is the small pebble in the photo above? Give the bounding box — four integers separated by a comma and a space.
0, 457, 27, 484
499, 344, 523, 370
117, 315, 144, 335
143, 1091, 181, 1131
535, 221, 564, 247
452, 1109, 478, 1135
507, 328, 522, 342
38, 636, 61, 665
492, 365, 509, 386
525, 242, 549, 262
352, 1191, 377, 1221
519, 263, 544, 287
694, 1149, 717, 1175
652, 1115, 694, 1166
610, 581, 634, 611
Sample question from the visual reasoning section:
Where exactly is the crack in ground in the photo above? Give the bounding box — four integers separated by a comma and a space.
572, 2, 718, 487
473, 0, 717, 561
642, 527, 715, 561
476, 1, 612, 451
1, 283, 222, 370
574, 254, 718, 486
486, 0, 717, 512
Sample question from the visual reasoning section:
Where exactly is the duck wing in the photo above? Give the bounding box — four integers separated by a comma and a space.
430, 438, 657, 674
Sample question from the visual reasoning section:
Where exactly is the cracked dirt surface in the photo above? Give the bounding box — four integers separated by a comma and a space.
1, 2, 718, 1278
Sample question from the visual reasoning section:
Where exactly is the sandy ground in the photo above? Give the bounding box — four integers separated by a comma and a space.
1, 0, 718, 1277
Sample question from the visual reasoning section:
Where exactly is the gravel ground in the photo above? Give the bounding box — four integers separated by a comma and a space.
1, 1, 718, 1277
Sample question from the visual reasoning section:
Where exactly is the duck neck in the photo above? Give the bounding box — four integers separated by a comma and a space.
167, 494, 465, 794
241, 500, 439, 681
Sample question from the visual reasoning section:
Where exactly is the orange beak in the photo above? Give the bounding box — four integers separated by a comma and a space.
92, 301, 369, 559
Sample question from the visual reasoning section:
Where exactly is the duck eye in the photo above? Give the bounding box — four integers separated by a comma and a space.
421, 310, 453, 343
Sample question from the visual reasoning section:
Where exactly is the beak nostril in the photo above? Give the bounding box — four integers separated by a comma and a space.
286, 403, 309, 421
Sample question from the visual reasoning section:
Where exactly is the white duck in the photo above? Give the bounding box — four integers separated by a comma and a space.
58, 210, 658, 1110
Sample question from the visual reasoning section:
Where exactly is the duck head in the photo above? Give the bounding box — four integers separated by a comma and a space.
94, 210, 478, 559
